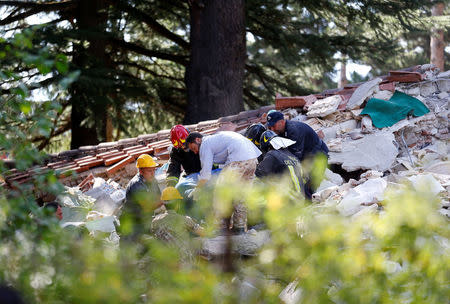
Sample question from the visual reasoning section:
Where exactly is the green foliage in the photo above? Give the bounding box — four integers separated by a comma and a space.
0, 167, 448, 303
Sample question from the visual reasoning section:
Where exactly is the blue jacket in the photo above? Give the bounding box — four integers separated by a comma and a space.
284, 120, 329, 161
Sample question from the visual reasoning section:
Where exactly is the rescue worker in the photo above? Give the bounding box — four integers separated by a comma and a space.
244, 123, 266, 150
167, 125, 202, 189
122, 154, 161, 237
185, 131, 261, 233
266, 111, 328, 196
160, 186, 184, 213
256, 130, 306, 198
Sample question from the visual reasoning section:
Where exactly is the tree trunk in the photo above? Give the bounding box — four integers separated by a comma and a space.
70, 0, 109, 149
338, 59, 347, 88
184, 0, 246, 124
430, 2, 445, 71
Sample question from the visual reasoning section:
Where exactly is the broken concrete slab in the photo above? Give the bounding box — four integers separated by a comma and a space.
307, 95, 341, 117
336, 177, 387, 216
346, 78, 383, 110
372, 90, 394, 100
328, 132, 398, 172
435, 79, 450, 92
325, 168, 344, 186
420, 82, 437, 96
321, 119, 358, 142
407, 174, 445, 195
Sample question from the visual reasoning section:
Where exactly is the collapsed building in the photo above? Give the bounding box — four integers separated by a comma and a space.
1, 65, 449, 250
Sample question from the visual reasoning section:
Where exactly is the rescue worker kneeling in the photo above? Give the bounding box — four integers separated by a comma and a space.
255, 130, 306, 198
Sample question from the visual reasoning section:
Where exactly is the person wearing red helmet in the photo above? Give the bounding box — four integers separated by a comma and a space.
167, 125, 202, 185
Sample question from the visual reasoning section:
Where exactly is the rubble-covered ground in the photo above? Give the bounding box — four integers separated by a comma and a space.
281, 66, 449, 219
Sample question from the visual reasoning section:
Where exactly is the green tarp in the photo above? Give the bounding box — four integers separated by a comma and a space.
361, 91, 430, 128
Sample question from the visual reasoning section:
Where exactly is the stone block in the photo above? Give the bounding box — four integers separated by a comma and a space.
420, 82, 437, 96
328, 132, 398, 172
346, 78, 382, 110
437, 91, 449, 99
436, 79, 450, 92
307, 95, 341, 117
321, 120, 357, 142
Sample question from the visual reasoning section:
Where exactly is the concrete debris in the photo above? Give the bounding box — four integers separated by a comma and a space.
57, 177, 125, 246
361, 116, 373, 133
328, 132, 398, 172
336, 178, 387, 216
307, 95, 341, 117
372, 90, 394, 100
346, 77, 382, 110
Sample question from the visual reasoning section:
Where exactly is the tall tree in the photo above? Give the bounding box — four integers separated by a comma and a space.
184, 0, 245, 124
430, 1, 445, 71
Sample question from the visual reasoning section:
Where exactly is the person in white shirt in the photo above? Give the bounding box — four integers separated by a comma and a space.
184, 131, 262, 233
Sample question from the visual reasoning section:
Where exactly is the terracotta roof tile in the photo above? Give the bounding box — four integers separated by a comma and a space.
387, 71, 423, 83
276, 96, 307, 110
104, 154, 128, 166
106, 156, 134, 176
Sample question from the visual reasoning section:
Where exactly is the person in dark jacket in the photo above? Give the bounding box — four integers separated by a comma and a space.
256, 130, 306, 198
267, 111, 328, 196
166, 125, 202, 187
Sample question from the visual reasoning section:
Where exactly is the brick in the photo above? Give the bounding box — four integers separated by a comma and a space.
104, 154, 128, 166
107, 156, 134, 176
157, 129, 171, 140
153, 145, 168, 155
97, 149, 120, 158
97, 151, 125, 160
127, 147, 154, 158
123, 145, 145, 152
74, 156, 97, 164
379, 82, 395, 92
386, 71, 423, 83
275, 96, 307, 110
76, 159, 104, 168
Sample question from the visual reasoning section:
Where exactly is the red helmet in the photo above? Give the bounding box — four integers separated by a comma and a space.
170, 125, 189, 148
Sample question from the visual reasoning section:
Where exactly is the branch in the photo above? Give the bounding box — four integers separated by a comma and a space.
110, 38, 188, 66
0, 0, 77, 26
117, 1, 190, 50
117, 61, 184, 82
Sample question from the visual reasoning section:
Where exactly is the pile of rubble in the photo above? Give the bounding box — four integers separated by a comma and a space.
57, 174, 126, 246
275, 65, 449, 218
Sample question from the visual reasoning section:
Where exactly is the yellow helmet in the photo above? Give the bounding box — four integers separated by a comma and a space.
136, 154, 158, 168
161, 186, 183, 201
